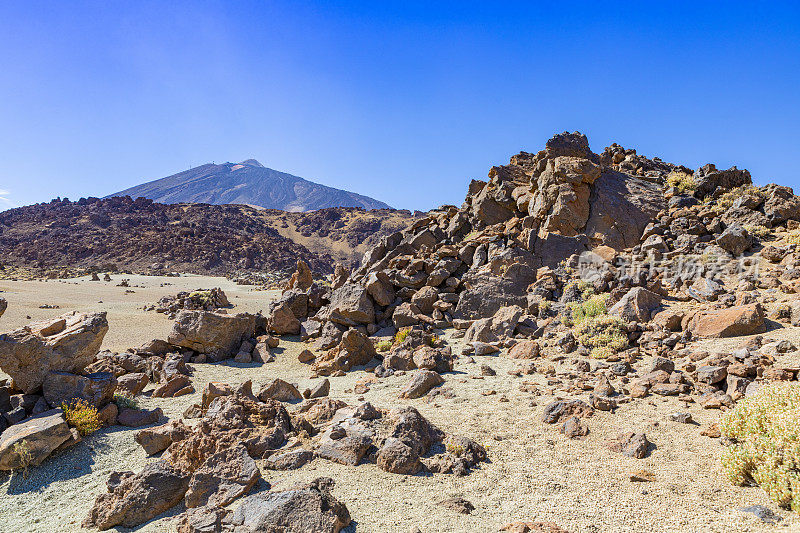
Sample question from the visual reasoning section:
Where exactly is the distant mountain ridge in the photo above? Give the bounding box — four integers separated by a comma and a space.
107, 159, 391, 211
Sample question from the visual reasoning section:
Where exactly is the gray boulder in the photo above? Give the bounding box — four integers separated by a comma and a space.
167, 311, 256, 359
230, 477, 350, 533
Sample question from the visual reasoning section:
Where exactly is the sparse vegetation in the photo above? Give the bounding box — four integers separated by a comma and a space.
62, 399, 101, 436
744, 224, 771, 239
787, 230, 800, 246
567, 293, 608, 326
721, 383, 800, 512
573, 314, 628, 359
12, 440, 33, 474
394, 328, 410, 345
376, 339, 392, 352
666, 171, 696, 194
113, 392, 139, 410
428, 334, 440, 347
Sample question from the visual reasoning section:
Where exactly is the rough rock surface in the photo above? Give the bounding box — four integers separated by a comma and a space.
0, 312, 108, 393
0, 409, 72, 470
229, 477, 351, 533
168, 311, 256, 359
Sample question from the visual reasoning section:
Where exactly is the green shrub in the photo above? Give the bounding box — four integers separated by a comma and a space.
62, 399, 101, 436
666, 171, 696, 193
573, 315, 628, 359
721, 383, 800, 511
394, 328, 410, 345
12, 440, 33, 473
376, 340, 392, 352
113, 393, 139, 410
567, 294, 608, 326
743, 224, 771, 239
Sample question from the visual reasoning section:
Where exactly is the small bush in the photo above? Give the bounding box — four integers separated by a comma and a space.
743, 224, 771, 239
573, 315, 628, 359
113, 393, 138, 410
666, 171, 696, 194
376, 340, 392, 352
787, 231, 800, 246
721, 383, 800, 512
428, 334, 440, 347
12, 440, 33, 473
712, 185, 767, 213
567, 294, 608, 326
62, 399, 101, 436
394, 328, 410, 345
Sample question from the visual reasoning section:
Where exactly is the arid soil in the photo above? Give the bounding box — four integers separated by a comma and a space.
0, 275, 796, 532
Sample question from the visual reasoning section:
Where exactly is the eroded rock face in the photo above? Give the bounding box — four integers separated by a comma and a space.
42, 371, 117, 409
0, 409, 72, 470
689, 304, 766, 338
168, 311, 256, 359
229, 477, 351, 533
0, 311, 108, 393
312, 329, 377, 376
286, 259, 314, 291
83, 460, 190, 530
184, 444, 260, 509
608, 288, 662, 323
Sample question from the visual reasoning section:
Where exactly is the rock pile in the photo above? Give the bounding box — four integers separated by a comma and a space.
146, 287, 231, 319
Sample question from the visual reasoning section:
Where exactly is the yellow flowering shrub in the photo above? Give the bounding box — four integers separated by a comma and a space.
62, 399, 101, 436
721, 383, 800, 511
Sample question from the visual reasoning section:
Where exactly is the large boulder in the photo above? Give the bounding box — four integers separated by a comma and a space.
583, 170, 665, 250
365, 271, 395, 307
184, 444, 260, 508
0, 409, 72, 470
325, 283, 375, 325
83, 460, 190, 530
716, 225, 752, 255
608, 288, 662, 323
0, 297, 6, 318
692, 164, 751, 199
167, 311, 256, 359
689, 304, 766, 338
229, 477, 351, 533
312, 329, 377, 376
399, 370, 444, 399
0, 311, 108, 393
42, 371, 117, 408
455, 265, 536, 320
268, 302, 301, 336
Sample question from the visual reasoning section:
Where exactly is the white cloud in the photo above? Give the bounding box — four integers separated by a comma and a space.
0, 189, 16, 208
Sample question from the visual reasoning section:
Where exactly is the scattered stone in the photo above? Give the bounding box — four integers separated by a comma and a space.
437, 497, 475, 514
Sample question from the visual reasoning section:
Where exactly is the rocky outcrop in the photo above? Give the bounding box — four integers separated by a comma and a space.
83, 460, 190, 530
0, 312, 108, 393
168, 311, 256, 360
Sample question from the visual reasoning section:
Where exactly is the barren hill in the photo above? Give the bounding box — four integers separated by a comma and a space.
0, 196, 418, 279
107, 159, 391, 211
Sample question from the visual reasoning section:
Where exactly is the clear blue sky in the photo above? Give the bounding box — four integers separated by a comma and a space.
1, 1, 799, 211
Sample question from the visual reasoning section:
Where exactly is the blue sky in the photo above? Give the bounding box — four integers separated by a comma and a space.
1, 1, 799, 211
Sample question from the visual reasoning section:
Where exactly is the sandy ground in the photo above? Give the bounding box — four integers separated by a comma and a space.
0, 275, 798, 533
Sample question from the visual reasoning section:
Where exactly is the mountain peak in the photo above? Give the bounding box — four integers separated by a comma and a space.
107, 160, 392, 211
